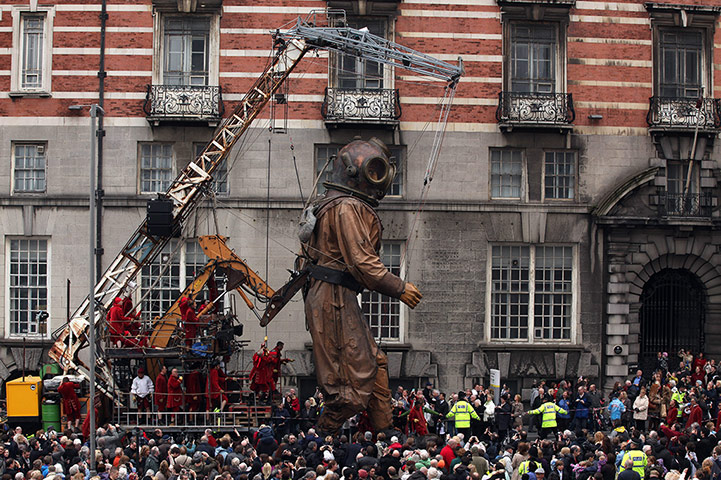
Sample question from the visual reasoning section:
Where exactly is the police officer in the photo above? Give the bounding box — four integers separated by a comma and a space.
447, 391, 481, 439
528, 395, 567, 440
620, 440, 648, 479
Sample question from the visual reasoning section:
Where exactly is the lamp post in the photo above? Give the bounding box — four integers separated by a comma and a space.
68, 103, 104, 474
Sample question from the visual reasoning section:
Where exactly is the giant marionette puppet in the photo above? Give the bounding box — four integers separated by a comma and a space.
263, 137, 422, 434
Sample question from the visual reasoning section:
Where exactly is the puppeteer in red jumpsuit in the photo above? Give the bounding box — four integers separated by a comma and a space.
302, 138, 422, 434
249, 344, 274, 394
179, 297, 204, 347
107, 297, 145, 348
58, 377, 81, 429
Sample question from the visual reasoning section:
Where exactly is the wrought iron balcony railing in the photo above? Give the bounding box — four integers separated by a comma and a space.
496, 91, 575, 126
144, 85, 224, 123
658, 191, 713, 217
647, 96, 721, 130
322, 87, 401, 124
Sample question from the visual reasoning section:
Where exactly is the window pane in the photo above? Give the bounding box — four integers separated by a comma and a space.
21, 15, 45, 89
511, 24, 556, 93
140, 143, 174, 193
361, 241, 402, 341
9, 238, 48, 336
491, 246, 530, 339
659, 29, 703, 98
141, 240, 180, 321
534, 246, 573, 340
14, 144, 46, 193
544, 151, 576, 200
163, 17, 210, 86
491, 149, 523, 199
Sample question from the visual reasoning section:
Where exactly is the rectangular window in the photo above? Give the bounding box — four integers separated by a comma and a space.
667, 160, 699, 194
337, 18, 386, 89
544, 151, 576, 200
21, 15, 44, 89
491, 246, 530, 340
140, 143, 174, 193
194, 143, 227, 195
534, 246, 573, 340
164, 17, 210, 86
659, 30, 703, 98
315, 144, 403, 197
8, 238, 48, 336
362, 241, 403, 341
491, 149, 523, 199
141, 240, 181, 321
511, 24, 556, 93
491, 245, 575, 341
13, 143, 46, 193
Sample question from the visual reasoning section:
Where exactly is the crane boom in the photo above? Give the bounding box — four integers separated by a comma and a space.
48, 10, 463, 399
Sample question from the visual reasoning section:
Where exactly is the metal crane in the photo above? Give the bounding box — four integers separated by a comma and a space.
48, 9, 464, 398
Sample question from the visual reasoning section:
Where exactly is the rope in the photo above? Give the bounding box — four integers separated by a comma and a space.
289, 138, 305, 205
264, 138, 272, 339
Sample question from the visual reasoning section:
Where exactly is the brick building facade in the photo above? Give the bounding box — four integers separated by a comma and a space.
0, 0, 720, 396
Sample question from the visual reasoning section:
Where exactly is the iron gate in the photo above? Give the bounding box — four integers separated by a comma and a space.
639, 268, 705, 373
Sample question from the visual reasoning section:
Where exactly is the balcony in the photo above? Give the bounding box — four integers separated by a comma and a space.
496, 91, 575, 131
144, 85, 224, 126
658, 191, 713, 217
322, 87, 401, 128
647, 97, 721, 132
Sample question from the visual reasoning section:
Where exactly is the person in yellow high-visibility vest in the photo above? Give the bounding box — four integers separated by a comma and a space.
528, 396, 567, 440
619, 440, 647, 479
446, 391, 481, 439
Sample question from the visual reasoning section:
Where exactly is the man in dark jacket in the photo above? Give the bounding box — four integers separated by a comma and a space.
495, 394, 513, 442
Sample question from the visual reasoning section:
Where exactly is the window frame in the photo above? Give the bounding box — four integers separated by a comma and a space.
542, 150, 577, 201
666, 160, 699, 195
656, 28, 705, 98
489, 148, 526, 201
5, 237, 51, 339
138, 142, 175, 195
330, 16, 394, 90
360, 240, 406, 344
503, 20, 567, 94
10, 7, 54, 95
152, 12, 220, 87
12, 142, 47, 195
485, 243, 578, 344
651, 21, 713, 99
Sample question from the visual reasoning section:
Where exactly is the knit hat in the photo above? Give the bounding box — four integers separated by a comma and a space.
358, 470, 369, 479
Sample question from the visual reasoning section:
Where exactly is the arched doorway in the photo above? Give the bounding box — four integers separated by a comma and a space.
639, 268, 705, 373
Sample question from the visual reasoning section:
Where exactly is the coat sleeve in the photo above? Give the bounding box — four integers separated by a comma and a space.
334, 201, 405, 298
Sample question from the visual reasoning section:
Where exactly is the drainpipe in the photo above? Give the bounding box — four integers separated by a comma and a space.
96, 0, 107, 280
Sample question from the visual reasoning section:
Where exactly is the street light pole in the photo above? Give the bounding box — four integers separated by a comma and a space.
69, 103, 104, 475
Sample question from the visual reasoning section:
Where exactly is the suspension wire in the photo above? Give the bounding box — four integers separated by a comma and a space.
264, 138, 272, 338
289, 138, 305, 205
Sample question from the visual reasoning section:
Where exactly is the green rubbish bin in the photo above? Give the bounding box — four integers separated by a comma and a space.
41, 402, 61, 431
41, 364, 60, 378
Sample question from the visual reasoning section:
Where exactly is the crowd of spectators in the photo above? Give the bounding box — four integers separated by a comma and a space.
2, 349, 721, 480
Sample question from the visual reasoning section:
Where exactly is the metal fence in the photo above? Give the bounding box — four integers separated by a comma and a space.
322, 87, 401, 122
647, 96, 721, 130
144, 85, 224, 120
496, 91, 575, 125
658, 191, 713, 217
